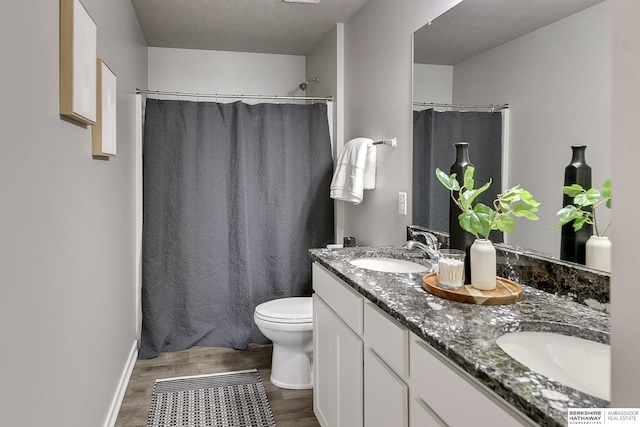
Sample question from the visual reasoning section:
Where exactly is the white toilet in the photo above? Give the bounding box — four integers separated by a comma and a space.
254, 297, 314, 389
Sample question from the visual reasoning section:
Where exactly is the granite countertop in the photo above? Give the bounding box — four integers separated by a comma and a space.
308, 245, 611, 427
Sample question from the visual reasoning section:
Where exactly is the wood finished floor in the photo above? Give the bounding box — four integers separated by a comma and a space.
115, 344, 320, 427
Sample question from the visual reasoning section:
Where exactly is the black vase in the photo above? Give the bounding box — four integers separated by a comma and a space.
560, 145, 593, 264
449, 142, 476, 283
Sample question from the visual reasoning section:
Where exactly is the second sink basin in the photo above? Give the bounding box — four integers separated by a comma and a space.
349, 257, 431, 273
496, 331, 610, 401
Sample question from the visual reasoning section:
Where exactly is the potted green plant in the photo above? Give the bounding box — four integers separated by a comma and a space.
436, 166, 540, 290
556, 179, 612, 271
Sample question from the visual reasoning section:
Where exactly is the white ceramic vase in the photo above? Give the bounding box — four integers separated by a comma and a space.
585, 235, 612, 272
470, 239, 497, 290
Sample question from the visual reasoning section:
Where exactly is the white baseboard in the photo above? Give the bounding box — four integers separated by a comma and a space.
104, 340, 139, 427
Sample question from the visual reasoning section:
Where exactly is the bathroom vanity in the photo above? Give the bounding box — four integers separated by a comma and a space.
309, 245, 610, 427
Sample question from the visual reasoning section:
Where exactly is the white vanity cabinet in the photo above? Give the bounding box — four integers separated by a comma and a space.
409, 333, 535, 427
312, 263, 364, 427
312, 261, 535, 427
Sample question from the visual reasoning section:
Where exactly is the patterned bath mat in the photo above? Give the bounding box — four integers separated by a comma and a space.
146, 369, 276, 427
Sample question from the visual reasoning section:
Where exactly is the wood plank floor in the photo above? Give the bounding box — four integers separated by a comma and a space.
115, 344, 320, 427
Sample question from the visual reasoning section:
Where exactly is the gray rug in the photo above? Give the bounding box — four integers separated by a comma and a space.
146, 369, 276, 427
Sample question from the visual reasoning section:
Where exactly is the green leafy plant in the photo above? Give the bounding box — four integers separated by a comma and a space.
435, 166, 541, 239
556, 179, 612, 237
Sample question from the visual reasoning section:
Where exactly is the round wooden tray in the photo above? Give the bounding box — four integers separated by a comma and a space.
422, 273, 523, 305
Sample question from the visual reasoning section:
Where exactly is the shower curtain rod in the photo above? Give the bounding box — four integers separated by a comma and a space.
414, 102, 509, 111
135, 88, 332, 102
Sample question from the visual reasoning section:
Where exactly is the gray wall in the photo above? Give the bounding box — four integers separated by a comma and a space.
342, 0, 462, 246
148, 47, 306, 98
413, 63, 454, 108
0, 0, 147, 425
452, 1, 612, 256
306, 26, 340, 158
306, 25, 345, 241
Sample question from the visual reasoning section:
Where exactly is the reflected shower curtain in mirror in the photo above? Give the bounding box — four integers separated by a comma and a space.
412, 109, 503, 242
140, 99, 334, 359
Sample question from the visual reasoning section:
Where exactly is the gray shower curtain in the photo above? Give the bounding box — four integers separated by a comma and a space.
413, 109, 503, 242
140, 99, 334, 359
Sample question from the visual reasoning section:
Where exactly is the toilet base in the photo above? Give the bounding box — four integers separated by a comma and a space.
270, 345, 313, 390
270, 375, 313, 390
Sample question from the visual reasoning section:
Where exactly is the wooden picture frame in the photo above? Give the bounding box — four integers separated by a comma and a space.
60, 0, 97, 125
92, 59, 117, 157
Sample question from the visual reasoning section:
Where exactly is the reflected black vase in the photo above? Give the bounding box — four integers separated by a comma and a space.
449, 142, 475, 283
560, 145, 593, 264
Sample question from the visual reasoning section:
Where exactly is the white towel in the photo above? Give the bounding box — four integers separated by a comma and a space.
330, 137, 377, 205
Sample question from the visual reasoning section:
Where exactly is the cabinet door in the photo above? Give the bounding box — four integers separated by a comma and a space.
335, 316, 364, 427
364, 348, 408, 427
314, 295, 334, 427
410, 397, 448, 427
364, 302, 408, 379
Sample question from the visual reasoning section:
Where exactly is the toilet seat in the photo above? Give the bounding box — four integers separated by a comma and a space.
254, 297, 313, 324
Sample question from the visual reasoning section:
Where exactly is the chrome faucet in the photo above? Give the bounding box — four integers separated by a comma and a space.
404, 231, 441, 260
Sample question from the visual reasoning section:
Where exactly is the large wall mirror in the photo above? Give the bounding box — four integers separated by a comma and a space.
412, 0, 612, 264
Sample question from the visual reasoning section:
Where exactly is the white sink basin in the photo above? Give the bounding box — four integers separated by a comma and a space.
496, 331, 610, 400
349, 257, 431, 274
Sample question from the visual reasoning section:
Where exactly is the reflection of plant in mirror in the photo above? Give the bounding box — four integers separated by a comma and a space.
435, 167, 540, 239
556, 179, 612, 237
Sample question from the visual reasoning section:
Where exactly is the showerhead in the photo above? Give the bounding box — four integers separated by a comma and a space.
299, 76, 319, 91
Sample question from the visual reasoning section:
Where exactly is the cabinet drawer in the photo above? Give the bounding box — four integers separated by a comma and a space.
364, 302, 409, 378
312, 263, 363, 335
410, 334, 533, 427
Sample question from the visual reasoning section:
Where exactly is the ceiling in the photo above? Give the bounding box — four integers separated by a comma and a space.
414, 0, 604, 65
130, 0, 370, 55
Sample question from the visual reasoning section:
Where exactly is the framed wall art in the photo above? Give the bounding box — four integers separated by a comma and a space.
92, 59, 117, 157
60, 0, 97, 125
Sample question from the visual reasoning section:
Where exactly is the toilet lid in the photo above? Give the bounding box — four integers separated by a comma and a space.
255, 297, 313, 323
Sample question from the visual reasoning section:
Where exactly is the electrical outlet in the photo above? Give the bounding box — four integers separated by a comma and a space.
398, 192, 407, 215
